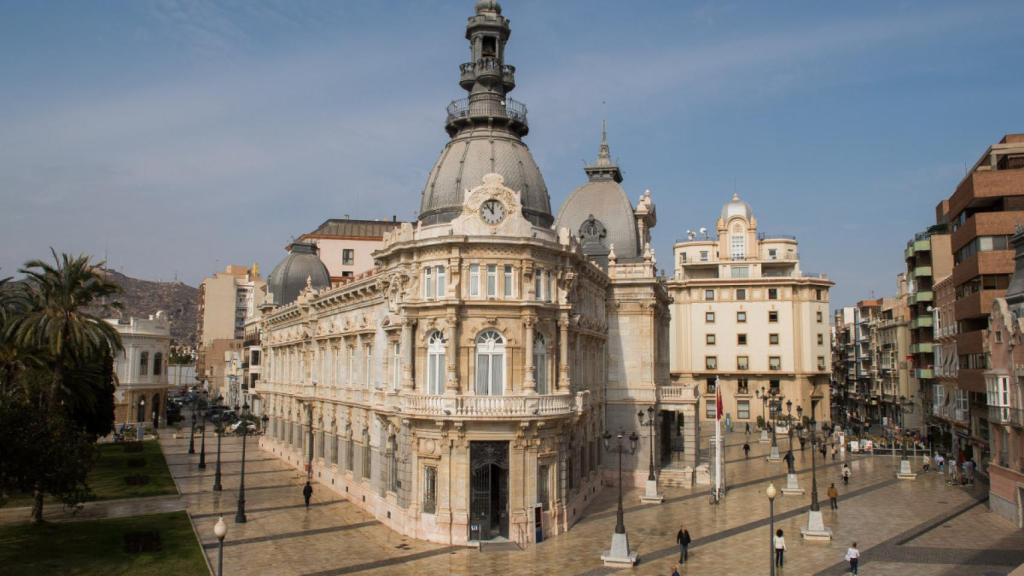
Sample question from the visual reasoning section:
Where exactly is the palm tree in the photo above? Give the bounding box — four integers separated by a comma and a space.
0, 276, 34, 401
6, 251, 123, 522
10, 250, 122, 409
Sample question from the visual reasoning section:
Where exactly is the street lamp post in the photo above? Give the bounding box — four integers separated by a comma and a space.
767, 482, 777, 576
600, 430, 639, 567
637, 407, 664, 503
213, 395, 224, 491
800, 394, 832, 540
199, 398, 208, 469
214, 516, 227, 576
188, 398, 197, 454
137, 398, 146, 441
234, 402, 251, 523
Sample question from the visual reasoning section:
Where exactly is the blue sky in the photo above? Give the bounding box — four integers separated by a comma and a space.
2, 1, 1022, 309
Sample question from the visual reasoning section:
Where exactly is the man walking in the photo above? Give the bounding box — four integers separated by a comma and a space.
303, 481, 313, 509
828, 483, 839, 510
842, 463, 851, 485
845, 542, 861, 575
743, 442, 750, 459
676, 526, 692, 564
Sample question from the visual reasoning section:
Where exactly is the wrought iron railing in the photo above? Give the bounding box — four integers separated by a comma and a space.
446, 97, 528, 126
988, 406, 1024, 427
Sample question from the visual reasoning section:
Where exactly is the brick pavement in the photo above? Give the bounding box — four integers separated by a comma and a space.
161, 429, 1024, 576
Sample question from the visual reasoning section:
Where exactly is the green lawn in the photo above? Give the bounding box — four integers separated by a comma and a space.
88, 440, 177, 501
0, 511, 208, 576
2, 440, 176, 508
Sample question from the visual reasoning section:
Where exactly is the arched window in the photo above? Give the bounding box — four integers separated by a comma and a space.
139, 351, 149, 376
427, 331, 446, 395
153, 352, 163, 376
533, 332, 548, 394
475, 330, 505, 395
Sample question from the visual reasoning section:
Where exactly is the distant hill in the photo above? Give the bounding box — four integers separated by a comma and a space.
97, 269, 198, 345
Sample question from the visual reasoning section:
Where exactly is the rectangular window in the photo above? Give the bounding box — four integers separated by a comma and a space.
706, 377, 717, 393
706, 399, 717, 418
706, 312, 715, 323
251, 350, 261, 366
817, 334, 824, 346
769, 311, 778, 323
816, 289, 823, 300
737, 356, 749, 370
817, 356, 826, 371
423, 267, 434, 299
816, 311, 823, 323
365, 347, 372, 388
737, 311, 747, 323
731, 266, 750, 278
469, 264, 480, 297
700, 251, 709, 262
731, 235, 746, 259
768, 248, 778, 260
705, 356, 717, 370
769, 333, 780, 345
706, 334, 716, 345
423, 466, 437, 514
736, 289, 747, 300
768, 288, 778, 300
535, 268, 543, 301
504, 265, 513, 297
362, 440, 371, 479
538, 464, 550, 510
737, 333, 747, 345
487, 264, 497, 297
436, 266, 446, 298
769, 356, 781, 370
705, 289, 715, 301
737, 378, 749, 394
737, 400, 750, 420
392, 342, 401, 390
342, 249, 355, 266
770, 379, 780, 394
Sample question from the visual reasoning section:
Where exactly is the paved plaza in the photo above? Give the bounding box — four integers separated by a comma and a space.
163, 429, 1024, 576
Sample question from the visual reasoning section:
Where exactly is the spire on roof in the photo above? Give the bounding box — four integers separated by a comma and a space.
584, 121, 623, 183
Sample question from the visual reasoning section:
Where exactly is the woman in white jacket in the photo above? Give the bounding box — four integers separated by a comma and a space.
774, 528, 787, 568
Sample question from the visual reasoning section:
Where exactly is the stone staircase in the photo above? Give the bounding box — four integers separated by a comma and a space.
659, 466, 694, 488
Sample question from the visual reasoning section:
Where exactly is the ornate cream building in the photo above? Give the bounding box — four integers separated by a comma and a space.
108, 313, 172, 429
255, 1, 692, 547
668, 195, 833, 428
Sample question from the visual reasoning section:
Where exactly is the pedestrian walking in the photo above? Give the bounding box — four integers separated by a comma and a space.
830, 444, 837, 461
303, 481, 313, 509
845, 542, 860, 575
743, 442, 750, 459
935, 453, 945, 471
820, 442, 828, 459
828, 483, 839, 510
745, 422, 751, 436
842, 463, 851, 486
922, 453, 931, 472
774, 529, 786, 568
670, 565, 681, 576
799, 435, 806, 451
676, 526, 692, 563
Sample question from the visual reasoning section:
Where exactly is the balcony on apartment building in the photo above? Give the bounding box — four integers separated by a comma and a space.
908, 290, 934, 306
952, 251, 1014, 291
954, 288, 1000, 321
951, 210, 1024, 256
910, 316, 934, 329
988, 406, 1024, 429
948, 165, 1024, 220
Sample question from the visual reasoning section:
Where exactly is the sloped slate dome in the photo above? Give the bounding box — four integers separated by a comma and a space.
267, 242, 331, 306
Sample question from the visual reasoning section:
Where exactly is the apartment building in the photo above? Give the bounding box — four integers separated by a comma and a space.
196, 264, 265, 396
297, 217, 404, 282
875, 281, 913, 430
668, 194, 834, 427
936, 133, 1024, 466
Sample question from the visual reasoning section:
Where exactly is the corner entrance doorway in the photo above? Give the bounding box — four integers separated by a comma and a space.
469, 441, 509, 541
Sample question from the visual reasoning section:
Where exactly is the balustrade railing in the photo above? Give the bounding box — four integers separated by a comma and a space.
400, 393, 575, 418
446, 97, 528, 126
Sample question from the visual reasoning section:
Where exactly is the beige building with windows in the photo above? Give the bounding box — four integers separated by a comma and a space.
255, 2, 688, 550
298, 218, 404, 282
668, 195, 833, 426
108, 313, 172, 429
197, 264, 265, 396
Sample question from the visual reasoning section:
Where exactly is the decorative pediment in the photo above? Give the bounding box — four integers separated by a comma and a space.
448, 173, 539, 238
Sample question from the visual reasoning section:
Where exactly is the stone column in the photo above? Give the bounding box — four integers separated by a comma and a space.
557, 313, 571, 393
681, 404, 700, 467
523, 316, 536, 394
446, 313, 460, 395
401, 317, 415, 391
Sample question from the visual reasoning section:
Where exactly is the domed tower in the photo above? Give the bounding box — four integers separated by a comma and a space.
266, 242, 331, 306
418, 0, 553, 227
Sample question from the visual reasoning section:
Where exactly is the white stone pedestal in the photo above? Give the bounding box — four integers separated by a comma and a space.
767, 445, 781, 461
601, 532, 639, 567
695, 463, 711, 485
897, 459, 918, 480
800, 510, 833, 541
781, 473, 805, 495
639, 479, 664, 503
759, 429, 770, 443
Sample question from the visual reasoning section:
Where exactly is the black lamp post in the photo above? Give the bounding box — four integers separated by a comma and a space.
198, 397, 208, 469
603, 430, 639, 534
212, 395, 224, 491
767, 482, 778, 576
235, 402, 251, 523
785, 399, 794, 452
796, 405, 805, 450
809, 395, 821, 512
188, 397, 197, 454
637, 407, 657, 482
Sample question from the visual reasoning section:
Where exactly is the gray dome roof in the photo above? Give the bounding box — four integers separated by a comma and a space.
721, 193, 753, 222
419, 126, 552, 226
267, 242, 331, 306
555, 126, 639, 265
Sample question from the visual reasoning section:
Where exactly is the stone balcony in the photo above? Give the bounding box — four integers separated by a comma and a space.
399, 391, 588, 420
658, 385, 700, 405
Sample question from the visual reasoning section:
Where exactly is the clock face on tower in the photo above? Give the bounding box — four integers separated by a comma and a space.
479, 199, 506, 225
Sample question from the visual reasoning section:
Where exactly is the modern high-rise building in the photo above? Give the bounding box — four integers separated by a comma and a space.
668, 195, 833, 428
935, 133, 1024, 465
